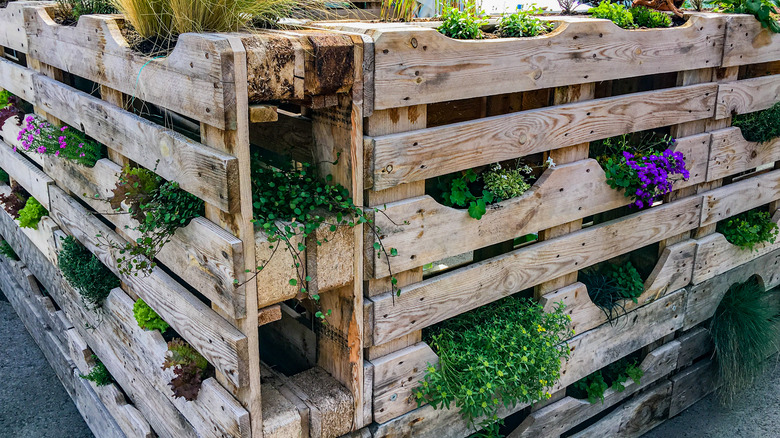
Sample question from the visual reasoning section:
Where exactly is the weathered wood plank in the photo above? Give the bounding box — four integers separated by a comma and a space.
0, 57, 36, 103
0, 1, 36, 52
715, 74, 780, 119
722, 14, 780, 67
669, 359, 717, 417
46, 185, 250, 389
322, 14, 724, 110
676, 327, 712, 369
0, 137, 53, 209
368, 83, 717, 190
700, 168, 780, 226
372, 196, 701, 345
707, 128, 780, 180
372, 342, 438, 424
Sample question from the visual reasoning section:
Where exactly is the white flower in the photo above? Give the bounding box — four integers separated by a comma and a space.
545, 157, 556, 169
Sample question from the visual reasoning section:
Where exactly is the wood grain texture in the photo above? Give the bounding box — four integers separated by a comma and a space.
371, 342, 438, 424
722, 14, 780, 67
669, 359, 717, 417
46, 186, 250, 389
715, 74, 780, 119
0, 1, 36, 52
0, 57, 35, 103
24, 7, 236, 129
707, 127, 780, 180
368, 83, 717, 190
700, 168, 780, 226
371, 196, 701, 344
0, 137, 53, 209
675, 327, 712, 370
321, 14, 724, 110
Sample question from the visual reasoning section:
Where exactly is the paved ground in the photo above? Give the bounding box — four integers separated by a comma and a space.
0, 287, 93, 438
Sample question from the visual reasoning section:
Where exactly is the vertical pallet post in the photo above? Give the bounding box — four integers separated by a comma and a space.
199, 37, 264, 438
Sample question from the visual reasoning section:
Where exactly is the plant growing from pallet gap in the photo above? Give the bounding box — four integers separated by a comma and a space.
0, 182, 29, 220
732, 102, 780, 143
16, 116, 103, 167
579, 260, 644, 323
17, 197, 48, 230
630, 6, 672, 27
162, 338, 208, 401
570, 356, 644, 403
59, 235, 120, 310
55, 0, 116, 24
710, 278, 779, 405
79, 355, 113, 386
416, 297, 573, 435
717, 209, 779, 251
497, 7, 554, 37
715, 0, 780, 33
133, 298, 170, 332
0, 239, 18, 260
0, 94, 23, 128
589, 1, 635, 28
0, 168, 9, 185
380, 0, 420, 21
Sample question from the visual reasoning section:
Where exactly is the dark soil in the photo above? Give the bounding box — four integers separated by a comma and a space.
0, 0, 12, 8
120, 25, 177, 58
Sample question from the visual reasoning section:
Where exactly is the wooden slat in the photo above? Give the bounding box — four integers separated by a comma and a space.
0, 1, 34, 52
321, 13, 724, 110
372, 342, 438, 424
715, 74, 780, 118
700, 168, 780, 226
707, 127, 780, 180
368, 83, 717, 190
371, 196, 702, 345
722, 14, 780, 67
676, 327, 712, 369
0, 57, 36, 103
0, 138, 53, 209
669, 359, 717, 417
46, 185, 250, 389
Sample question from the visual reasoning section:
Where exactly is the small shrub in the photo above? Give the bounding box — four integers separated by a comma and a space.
59, 235, 120, 309
80, 356, 113, 386
416, 297, 573, 433
133, 298, 170, 332
497, 7, 554, 37
162, 338, 208, 401
0, 239, 18, 260
589, 1, 635, 29
630, 6, 671, 28
438, 4, 486, 39
711, 278, 778, 405
17, 116, 102, 167
0, 182, 29, 220
716, 0, 780, 33
17, 197, 48, 230
732, 102, 780, 143
717, 209, 779, 251
571, 357, 644, 403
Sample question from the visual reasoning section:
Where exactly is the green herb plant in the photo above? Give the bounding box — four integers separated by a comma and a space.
630, 6, 672, 27
732, 102, 780, 143
416, 298, 573, 434
497, 6, 554, 37
0, 239, 18, 260
249, 152, 401, 320
580, 261, 644, 323
716, 0, 780, 33
710, 277, 779, 405
59, 235, 120, 309
17, 197, 48, 230
80, 355, 113, 386
162, 338, 208, 401
718, 209, 779, 251
589, 1, 635, 28
570, 357, 644, 403
438, 3, 486, 39
133, 298, 170, 332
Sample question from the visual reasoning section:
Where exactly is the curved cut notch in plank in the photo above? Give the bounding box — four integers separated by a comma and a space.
722, 14, 780, 67
368, 83, 717, 190
323, 13, 724, 110
700, 168, 780, 227
24, 6, 237, 129
371, 196, 701, 345
0, 1, 36, 52
707, 128, 780, 180
715, 74, 780, 119
47, 185, 250, 389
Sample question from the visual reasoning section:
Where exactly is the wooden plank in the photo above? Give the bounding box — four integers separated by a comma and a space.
669, 359, 717, 417
249, 110, 313, 163
372, 342, 438, 424
0, 138, 53, 209
31, 74, 239, 212
723, 14, 780, 67
371, 196, 702, 345
0, 57, 36, 103
676, 327, 712, 369
0, 1, 36, 52
509, 341, 680, 438
24, 7, 237, 129
715, 74, 780, 118
46, 185, 250, 389
370, 290, 685, 438
368, 83, 717, 190
250, 105, 279, 123
700, 168, 780, 226
322, 14, 724, 110
707, 128, 780, 180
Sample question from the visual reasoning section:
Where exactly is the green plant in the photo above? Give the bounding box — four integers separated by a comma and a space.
438, 169, 495, 220
416, 298, 573, 434
571, 357, 644, 403
381, 0, 420, 21
162, 338, 208, 401
80, 356, 113, 386
438, 3, 486, 39
105, 165, 203, 276
716, 0, 780, 33
17, 116, 102, 167
630, 6, 672, 27
718, 209, 779, 251
17, 197, 48, 230
56, 0, 116, 22
482, 163, 534, 201
0, 239, 18, 260
59, 235, 120, 309
710, 278, 778, 405
0, 182, 28, 220
0, 168, 8, 184
0, 90, 11, 107
732, 102, 780, 143
497, 7, 554, 37
589, 1, 635, 29
133, 298, 169, 332
580, 261, 644, 324
602, 262, 644, 302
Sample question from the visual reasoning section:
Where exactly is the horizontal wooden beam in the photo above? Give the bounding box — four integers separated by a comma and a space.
715, 74, 780, 119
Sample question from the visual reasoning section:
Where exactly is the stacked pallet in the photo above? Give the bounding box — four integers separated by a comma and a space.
3, 3, 780, 438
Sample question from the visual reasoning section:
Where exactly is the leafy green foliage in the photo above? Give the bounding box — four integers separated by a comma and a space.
630, 6, 672, 28
17, 197, 47, 230
497, 7, 554, 37
0, 90, 11, 107
0, 239, 18, 260
416, 298, 573, 433
250, 152, 400, 310
162, 339, 208, 401
711, 278, 779, 405
18, 116, 103, 167
438, 169, 496, 220
107, 165, 203, 276
80, 355, 113, 386
438, 4, 486, 39
570, 357, 644, 403
133, 298, 169, 332
0, 182, 29, 220
580, 261, 644, 324
732, 102, 780, 143
718, 209, 779, 251
56, 0, 116, 21
589, 1, 635, 29
59, 235, 120, 309
716, 0, 780, 33
602, 262, 644, 302
0, 168, 8, 184
482, 163, 534, 201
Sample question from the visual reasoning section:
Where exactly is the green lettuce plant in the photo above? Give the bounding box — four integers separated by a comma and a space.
133, 298, 169, 332
17, 197, 48, 230
497, 7, 554, 37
